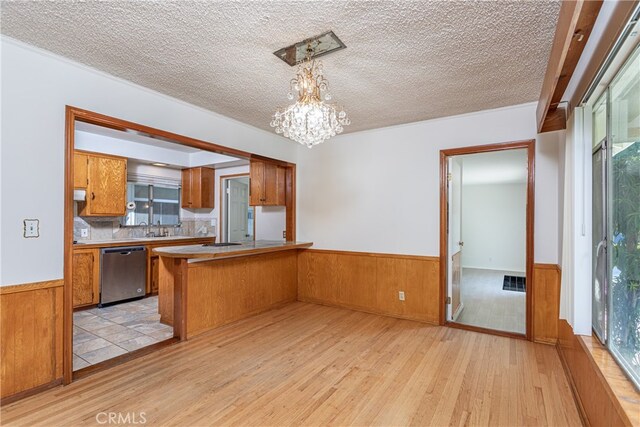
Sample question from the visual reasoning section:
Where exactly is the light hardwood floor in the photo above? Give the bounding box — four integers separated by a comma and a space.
2, 302, 581, 426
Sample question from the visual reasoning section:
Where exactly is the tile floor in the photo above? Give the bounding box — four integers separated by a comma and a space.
455, 268, 526, 334
73, 296, 173, 370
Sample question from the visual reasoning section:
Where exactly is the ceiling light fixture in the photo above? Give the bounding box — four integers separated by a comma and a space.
271, 34, 350, 148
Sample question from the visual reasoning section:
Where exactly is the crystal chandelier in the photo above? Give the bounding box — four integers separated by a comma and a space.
271, 46, 350, 148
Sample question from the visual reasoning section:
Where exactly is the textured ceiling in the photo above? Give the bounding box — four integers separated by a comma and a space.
1, 1, 561, 134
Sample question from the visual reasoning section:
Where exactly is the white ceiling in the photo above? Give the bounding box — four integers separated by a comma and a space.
459, 149, 528, 185
1, 1, 561, 135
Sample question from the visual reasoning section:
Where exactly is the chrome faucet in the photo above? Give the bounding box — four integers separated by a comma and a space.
138, 221, 154, 237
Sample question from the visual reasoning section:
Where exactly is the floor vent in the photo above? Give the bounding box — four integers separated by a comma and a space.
503, 275, 526, 292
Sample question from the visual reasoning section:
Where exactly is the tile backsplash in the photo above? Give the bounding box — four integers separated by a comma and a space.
74, 216, 216, 242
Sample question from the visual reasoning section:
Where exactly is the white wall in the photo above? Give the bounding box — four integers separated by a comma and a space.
461, 183, 526, 272
297, 102, 565, 264
0, 37, 297, 286
255, 206, 286, 241
1, 35, 566, 286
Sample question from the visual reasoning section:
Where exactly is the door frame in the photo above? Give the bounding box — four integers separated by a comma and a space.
64, 106, 296, 384
219, 173, 255, 242
439, 139, 535, 340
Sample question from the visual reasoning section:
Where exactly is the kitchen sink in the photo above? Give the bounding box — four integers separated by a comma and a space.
203, 242, 243, 247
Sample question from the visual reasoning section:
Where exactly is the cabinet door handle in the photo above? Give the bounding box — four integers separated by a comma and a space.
91, 192, 95, 200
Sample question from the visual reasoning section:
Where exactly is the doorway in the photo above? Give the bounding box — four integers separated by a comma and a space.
440, 140, 534, 339
220, 174, 255, 243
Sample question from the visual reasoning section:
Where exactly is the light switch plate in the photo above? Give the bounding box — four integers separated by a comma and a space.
24, 219, 39, 238
80, 228, 89, 238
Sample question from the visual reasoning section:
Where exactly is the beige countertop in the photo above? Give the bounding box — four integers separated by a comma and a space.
73, 235, 215, 249
152, 240, 313, 261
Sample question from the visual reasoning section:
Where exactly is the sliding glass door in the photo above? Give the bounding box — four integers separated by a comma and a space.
592, 45, 640, 389
608, 46, 639, 386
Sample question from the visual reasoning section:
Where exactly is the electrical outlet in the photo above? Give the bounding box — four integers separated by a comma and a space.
80, 228, 89, 238
24, 219, 39, 238
398, 291, 405, 301
282, 230, 286, 239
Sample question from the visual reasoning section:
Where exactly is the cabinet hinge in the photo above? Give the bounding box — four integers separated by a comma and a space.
446, 296, 451, 304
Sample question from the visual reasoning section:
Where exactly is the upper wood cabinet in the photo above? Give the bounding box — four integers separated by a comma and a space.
181, 167, 215, 209
74, 152, 89, 188
250, 160, 285, 206
77, 151, 127, 217
72, 248, 100, 308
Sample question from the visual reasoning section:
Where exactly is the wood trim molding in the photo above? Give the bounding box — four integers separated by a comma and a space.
70, 107, 252, 160
568, 0, 639, 115
0, 378, 62, 407
537, 0, 603, 133
445, 321, 527, 341
540, 107, 567, 134
557, 319, 639, 426
0, 279, 64, 295
302, 248, 439, 262
439, 140, 535, 341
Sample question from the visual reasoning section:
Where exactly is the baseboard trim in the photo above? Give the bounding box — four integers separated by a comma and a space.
299, 298, 439, 326
534, 337, 558, 346
0, 378, 63, 406
73, 338, 179, 381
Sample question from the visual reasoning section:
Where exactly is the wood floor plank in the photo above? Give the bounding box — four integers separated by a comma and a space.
2, 302, 582, 427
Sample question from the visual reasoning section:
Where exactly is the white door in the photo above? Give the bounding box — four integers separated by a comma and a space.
447, 157, 463, 321
228, 179, 250, 242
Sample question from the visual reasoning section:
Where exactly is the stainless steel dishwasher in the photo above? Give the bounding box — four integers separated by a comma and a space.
100, 246, 147, 306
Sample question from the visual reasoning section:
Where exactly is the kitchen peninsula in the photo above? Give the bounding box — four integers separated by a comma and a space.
153, 240, 313, 339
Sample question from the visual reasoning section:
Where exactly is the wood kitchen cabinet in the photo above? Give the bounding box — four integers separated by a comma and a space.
77, 151, 127, 217
181, 167, 215, 209
74, 152, 89, 188
72, 248, 100, 308
250, 160, 285, 206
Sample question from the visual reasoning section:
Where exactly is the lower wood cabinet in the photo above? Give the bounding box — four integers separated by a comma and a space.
72, 238, 215, 308
72, 248, 100, 308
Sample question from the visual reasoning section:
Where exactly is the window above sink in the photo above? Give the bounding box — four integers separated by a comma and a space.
122, 183, 181, 227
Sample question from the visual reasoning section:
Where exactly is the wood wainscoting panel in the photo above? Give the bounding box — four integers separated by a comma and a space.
557, 320, 633, 426
298, 250, 440, 324
533, 264, 560, 345
0, 280, 64, 400
186, 251, 298, 337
